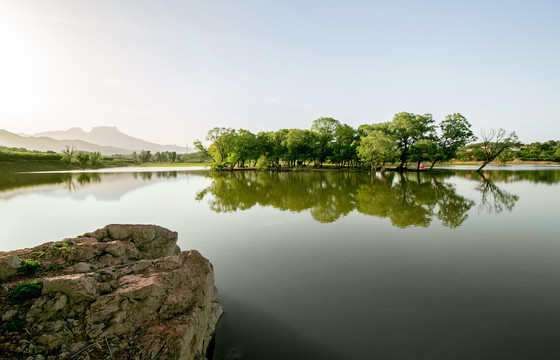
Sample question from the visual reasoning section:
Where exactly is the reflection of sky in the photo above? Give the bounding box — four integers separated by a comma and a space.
0, 169, 207, 201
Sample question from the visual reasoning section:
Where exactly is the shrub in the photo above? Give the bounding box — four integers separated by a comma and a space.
256, 156, 271, 171
4, 317, 26, 332
19, 260, 41, 275
8, 281, 43, 303
50, 239, 74, 253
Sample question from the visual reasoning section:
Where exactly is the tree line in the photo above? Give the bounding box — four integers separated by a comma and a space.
194, 112, 518, 172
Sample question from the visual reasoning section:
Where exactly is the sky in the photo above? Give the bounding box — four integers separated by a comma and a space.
1, 0, 559, 146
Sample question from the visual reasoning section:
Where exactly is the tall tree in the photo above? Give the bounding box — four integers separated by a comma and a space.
76, 152, 90, 169
311, 117, 341, 166
477, 128, 518, 171
193, 127, 236, 165
388, 112, 435, 170
357, 130, 396, 173
429, 113, 477, 169
61, 145, 76, 165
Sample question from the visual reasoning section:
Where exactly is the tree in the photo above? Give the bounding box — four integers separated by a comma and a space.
61, 145, 76, 165
231, 129, 257, 168
169, 151, 177, 163
194, 127, 237, 167
89, 152, 101, 167
387, 112, 435, 170
139, 150, 152, 163
131, 151, 139, 163
76, 152, 90, 169
477, 128, 518, 171
332, 124, 359, 167
429, 113, 477, 169
410, 139, 438, 171
356, 130, 396, 173
310, 117, 341, 166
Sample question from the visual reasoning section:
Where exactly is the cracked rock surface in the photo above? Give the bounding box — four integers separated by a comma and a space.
0, 224, 223, 360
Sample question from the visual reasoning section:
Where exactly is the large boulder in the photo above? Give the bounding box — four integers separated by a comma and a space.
0, 225, 222, 360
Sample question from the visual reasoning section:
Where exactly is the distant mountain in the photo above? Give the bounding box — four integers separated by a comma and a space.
35, 126, 186, 153
0, 130, 133, 155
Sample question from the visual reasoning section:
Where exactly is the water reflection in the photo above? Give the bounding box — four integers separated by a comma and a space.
475, 173, 520, 214
197, 170, 525, 228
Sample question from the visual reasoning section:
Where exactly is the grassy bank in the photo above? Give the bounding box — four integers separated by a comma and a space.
141, 162, 209, 167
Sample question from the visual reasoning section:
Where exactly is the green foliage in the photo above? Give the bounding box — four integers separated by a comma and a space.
139, 150, 152, 163
50, 239, 74, 253
388, 112, 436, 169
19, 260, 41, 275
75, 152, 90, 168
0, 147, 62, 162
255, 156, 272, 170
30, 251, 45, 258
61, 145, 76, 165
89, 151, 101, 166
8, 281, 43, 303
4, 317, 26, 332
357, 130, 397, 172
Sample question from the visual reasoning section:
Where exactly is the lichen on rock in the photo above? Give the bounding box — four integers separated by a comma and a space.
0, 224, 223, 360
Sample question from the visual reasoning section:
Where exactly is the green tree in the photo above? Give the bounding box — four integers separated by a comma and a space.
310, 117, 341, 166
75, 152, 90, 169
89, 152, 101, 167
357, 130, 396, 172
139, 150, 152, 163
388, 112, 435, 170
231, 129, 258, 168
131, 151, 139, 163
193, 127, 237, 166
429, 113, 477, 169
410, 139, 438, 171
331, 124, 359, 167
61, 145, 76, 165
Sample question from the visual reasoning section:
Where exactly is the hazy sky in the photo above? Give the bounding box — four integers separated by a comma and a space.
1, 0, 559, 146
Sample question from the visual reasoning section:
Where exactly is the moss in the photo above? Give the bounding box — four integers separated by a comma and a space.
50, 239, 74, 253
18, 260, 41, 275
8, 281, 42, 303
30, 250, 45, 258
4, 317, 26, 332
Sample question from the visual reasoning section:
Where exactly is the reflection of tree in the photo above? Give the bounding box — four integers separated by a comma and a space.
432, 178, 475, 228
475, 173, 519, 214
76, 173, 102, 186
197, 171, 476, 228
455, 169, 560, 185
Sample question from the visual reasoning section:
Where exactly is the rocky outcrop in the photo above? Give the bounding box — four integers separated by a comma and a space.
0, 224, 223, 360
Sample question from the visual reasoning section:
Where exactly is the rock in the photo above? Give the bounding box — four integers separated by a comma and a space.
2, 308, 18, 322
0, 255, 22, 280
66, 262, 90, 273
0, 225, 222, 360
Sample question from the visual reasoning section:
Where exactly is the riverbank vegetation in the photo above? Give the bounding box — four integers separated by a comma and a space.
0, 146, 209, 173
194, 112, 529, 172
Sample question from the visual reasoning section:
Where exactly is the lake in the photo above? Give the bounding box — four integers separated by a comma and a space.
1, 166, 560, 359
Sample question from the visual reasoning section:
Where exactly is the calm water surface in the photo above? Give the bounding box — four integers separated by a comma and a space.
1, 166, 560, 359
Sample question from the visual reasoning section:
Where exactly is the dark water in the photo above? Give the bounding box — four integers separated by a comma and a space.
1, 166, 560, 359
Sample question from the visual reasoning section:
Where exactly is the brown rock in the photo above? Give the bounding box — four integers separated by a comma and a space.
0, 225, 222, 360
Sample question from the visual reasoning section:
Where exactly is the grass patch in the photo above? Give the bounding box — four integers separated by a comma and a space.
8, 281, 42, 303
50, 239, 74, 253
4, 317, 26, 332
18, 260, 41, 275
141, 162, 209, 167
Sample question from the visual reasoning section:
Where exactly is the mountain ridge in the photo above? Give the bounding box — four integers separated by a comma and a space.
0, 129, 134, 155
35, 126, 186, 153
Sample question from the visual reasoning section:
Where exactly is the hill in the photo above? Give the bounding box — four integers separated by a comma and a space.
0, 130, 132, 155
35, 126, 186, 153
